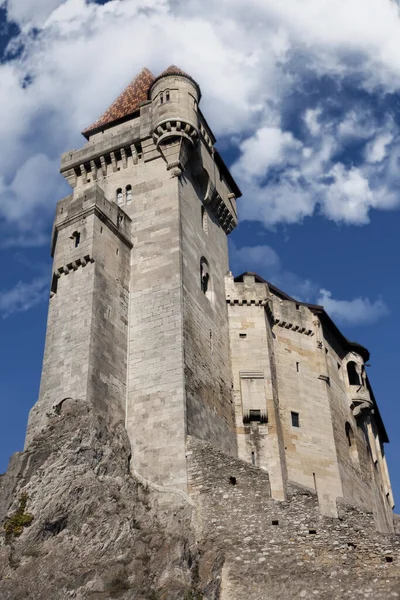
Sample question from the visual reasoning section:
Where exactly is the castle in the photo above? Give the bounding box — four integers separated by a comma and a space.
26, 65, 394, 534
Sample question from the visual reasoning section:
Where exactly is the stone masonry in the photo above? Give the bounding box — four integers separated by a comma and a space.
24, 65, 395, 539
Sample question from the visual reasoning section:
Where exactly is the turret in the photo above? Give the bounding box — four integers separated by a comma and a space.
150, 65, 200, 150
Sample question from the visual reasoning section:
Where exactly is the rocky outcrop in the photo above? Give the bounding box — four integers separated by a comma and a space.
1, 398, 400, 599
0, 398, 217, 600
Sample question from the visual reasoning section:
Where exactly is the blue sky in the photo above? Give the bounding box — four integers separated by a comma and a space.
0, 0, 400, 505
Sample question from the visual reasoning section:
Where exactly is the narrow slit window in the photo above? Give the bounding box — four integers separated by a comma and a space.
71, 231, 80, 248
160, 92, 164, 104
51, 274, 58, 295
126, 185, 132, 204
296, 361, 299, 372
200, 257, 210, 296
291, 411, 300, 428
345, 422, 353, 447
165, 90, 170, 102
116, 188, 123, 205
251, 451, 255, 466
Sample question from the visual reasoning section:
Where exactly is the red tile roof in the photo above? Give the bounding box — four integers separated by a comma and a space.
82, 67, 155, 138
82, 65, 200, 138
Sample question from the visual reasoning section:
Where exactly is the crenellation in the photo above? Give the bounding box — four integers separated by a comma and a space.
25, 65, 396, 543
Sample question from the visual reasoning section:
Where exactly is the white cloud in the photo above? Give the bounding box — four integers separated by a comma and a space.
0, 276, 49, 318
1, 0, 400, 242
317, 288, 389, 326
304, 108, 322, 136
0, 154, 67, 234
233, 127, 302, 181
365, 132, 393, 163
322, 164, 374, 224
4, 0, 67, 28
234, 113, 400, 227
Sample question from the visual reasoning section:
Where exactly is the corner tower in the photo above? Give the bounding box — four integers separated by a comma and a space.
26, 66, 240, 491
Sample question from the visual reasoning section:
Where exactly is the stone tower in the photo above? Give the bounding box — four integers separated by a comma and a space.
26, 66, 240, 491
25, 65, 394, 532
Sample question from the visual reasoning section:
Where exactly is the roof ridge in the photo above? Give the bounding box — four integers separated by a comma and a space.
82, 67, 155, 138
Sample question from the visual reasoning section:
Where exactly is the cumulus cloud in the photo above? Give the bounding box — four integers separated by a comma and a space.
365, 132, 393, 163
317, 288, 389, 326
0, 276, 49, 318
3, 0, 67, 27
234, 111, 400, 226
0, 0, 400, 242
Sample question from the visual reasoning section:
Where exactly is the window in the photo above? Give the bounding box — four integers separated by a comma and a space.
165, 90, 170, 102
345, 422, 354, 447
296, 362, 299, 372
116, 188, 123, 205
160, 92, 164, 104
200, 257, 210, 295
51, 274, 58, 295
251, 451, 256, 466
201, 205, 208, 234
249, 409, 261, 422
345, 422, 359, 465
347, 361, 360, 386
126, 185, 132, 204
71, 231, 80, 248
291, 411, 300, 428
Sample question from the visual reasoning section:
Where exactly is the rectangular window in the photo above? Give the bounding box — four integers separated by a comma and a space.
291, 411, 300, 428
240, 372, 266, 424
249, 409, 261, 422
51, 274, 58, 295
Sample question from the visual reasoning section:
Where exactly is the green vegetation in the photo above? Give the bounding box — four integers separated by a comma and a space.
3, 492, 34, 541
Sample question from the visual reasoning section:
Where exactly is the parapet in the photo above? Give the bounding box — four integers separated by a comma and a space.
52, 185, 132, 257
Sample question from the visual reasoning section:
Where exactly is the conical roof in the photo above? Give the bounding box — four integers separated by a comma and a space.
151, 65, 201, 97
82, 67, 155, 138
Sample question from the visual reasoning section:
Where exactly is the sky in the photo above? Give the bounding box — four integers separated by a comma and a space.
0, 0, 399, 505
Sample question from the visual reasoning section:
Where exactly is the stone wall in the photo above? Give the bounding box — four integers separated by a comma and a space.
271, 296, 344, 517
225, 276, 394, 528
187, 435, 400, 600
180, 158, 236, 457
225, 274, 287, 500
124, 154, 188, 490
25, 187, 131, 447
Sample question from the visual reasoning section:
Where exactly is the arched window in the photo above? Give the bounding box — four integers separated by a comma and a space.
347, 361, 360, 386
126, 185, 132, 204
160, 92, 164, 105
71, 231, 80, 248
200, 257, 210, 295
116, 188, 123, 205
165, 90, 170, 102
201, 205, 208, 234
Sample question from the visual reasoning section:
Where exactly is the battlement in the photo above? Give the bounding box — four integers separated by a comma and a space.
25, 66, 395, 537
